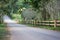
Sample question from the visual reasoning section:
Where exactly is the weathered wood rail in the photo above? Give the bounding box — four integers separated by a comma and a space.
20, 20, 60, 27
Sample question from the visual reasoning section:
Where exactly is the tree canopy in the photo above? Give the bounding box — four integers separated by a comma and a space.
22, 0, 59, 20
0, 0, 18, 23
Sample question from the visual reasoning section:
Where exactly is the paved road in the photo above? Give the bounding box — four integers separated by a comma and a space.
3, 15, 60, 40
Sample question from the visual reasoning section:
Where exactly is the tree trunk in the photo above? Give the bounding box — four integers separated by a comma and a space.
0, 13, 3, 24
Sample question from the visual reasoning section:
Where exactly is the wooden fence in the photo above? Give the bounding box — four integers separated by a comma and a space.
21, 20, 60, 27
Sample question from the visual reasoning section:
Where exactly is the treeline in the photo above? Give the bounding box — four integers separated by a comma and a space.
21, 0, 60, 21
18, 0, 60, 28
0, 0, 60, 23
0, 0, 19, 23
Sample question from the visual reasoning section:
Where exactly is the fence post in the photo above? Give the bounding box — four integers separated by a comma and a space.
54, 20, 57, 28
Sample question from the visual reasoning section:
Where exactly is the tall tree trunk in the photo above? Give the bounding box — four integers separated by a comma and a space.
0, 13, 3, 24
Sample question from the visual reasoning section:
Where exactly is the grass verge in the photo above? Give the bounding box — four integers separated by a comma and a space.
23, 23, 60, 31
0, 24, 9, 40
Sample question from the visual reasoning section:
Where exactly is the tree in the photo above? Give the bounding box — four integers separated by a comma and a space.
0, 0, 18, 23
22, 8, 37, 20
23, 0, 59, 21
0, 0, 10, 23
46, 0, 58, 20
25, 0, 50, 20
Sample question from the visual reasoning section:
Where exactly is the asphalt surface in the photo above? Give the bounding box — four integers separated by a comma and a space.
3, 15, 60, 40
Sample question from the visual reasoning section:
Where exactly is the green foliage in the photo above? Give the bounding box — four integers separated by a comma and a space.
22, 0, 51, 20
0, 24, 5, 27
0, 0, 18, 15
0, 24, 8, 40
11, 14, 23, 21
0, 0, 19, 23
29, 0, 50, 9
22, 0, 60, 21
22, 8, 37, 20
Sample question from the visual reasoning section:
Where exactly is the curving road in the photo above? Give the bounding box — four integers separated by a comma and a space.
3, 15, 60, 40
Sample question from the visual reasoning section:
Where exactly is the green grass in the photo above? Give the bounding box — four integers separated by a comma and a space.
39, 26, 60, 31
0, 24, 8, 40
0, 24, 5, 28
24, 23, 60, 31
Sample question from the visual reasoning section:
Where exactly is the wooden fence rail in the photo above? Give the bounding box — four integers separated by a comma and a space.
21, 20, 60, 27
